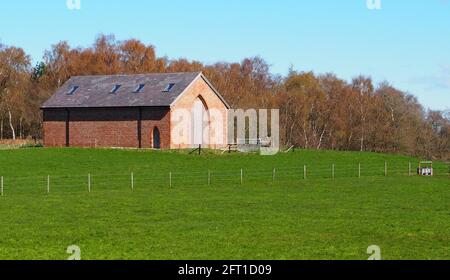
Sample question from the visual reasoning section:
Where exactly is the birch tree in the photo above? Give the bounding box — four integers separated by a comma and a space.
0, 45, 30, 140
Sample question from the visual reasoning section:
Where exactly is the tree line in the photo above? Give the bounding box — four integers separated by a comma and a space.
0, 34, 448, 160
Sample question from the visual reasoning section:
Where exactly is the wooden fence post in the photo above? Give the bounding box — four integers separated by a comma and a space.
88, 173, 91, 193
273, 168, 276, 182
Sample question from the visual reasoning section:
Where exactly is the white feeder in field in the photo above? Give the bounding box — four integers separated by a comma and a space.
417, 161, 433, 177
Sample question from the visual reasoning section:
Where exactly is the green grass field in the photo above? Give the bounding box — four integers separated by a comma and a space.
0, 148, 449, 260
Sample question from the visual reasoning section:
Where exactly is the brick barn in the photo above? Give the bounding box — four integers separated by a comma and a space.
41, 72, 230, 149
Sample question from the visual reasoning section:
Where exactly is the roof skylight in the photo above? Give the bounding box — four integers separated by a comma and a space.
110, 84, 121, 94
163, 83, 176, 92
133, 84, 145, 93
67, 86, 79, 95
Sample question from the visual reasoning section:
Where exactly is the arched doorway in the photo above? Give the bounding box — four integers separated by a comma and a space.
192, 96, 210, 147
153, 127, 161, 149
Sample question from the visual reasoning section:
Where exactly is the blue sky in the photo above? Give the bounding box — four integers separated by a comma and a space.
0, 0, 449, 110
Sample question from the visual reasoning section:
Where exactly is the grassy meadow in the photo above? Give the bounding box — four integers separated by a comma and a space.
0, 148, 448, 260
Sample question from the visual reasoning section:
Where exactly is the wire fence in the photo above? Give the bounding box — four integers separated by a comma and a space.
0, 162, 448, 196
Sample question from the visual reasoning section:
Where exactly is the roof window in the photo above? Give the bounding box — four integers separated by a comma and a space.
110, 84, 121, 94
133, 84, 145, 93
67, 86, 79, 95
163, 83, 176, 92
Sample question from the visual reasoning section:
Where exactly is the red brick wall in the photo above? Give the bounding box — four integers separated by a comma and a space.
141, 108, 171, 149
43, 108, 171, 149
43, 109, 67, 147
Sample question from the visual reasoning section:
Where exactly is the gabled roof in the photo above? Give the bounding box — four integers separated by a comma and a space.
41, 72, 230, 109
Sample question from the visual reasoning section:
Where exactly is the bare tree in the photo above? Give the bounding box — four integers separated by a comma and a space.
0, 35, 447, 159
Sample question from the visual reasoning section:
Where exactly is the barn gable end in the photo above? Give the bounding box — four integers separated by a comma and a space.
170, 75, 229, 149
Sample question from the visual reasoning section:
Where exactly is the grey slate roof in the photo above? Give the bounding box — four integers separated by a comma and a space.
41, 72, 206, 109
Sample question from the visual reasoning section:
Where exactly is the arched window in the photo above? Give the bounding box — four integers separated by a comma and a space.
192, 96, 210, 146
153, 127, 161, 149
